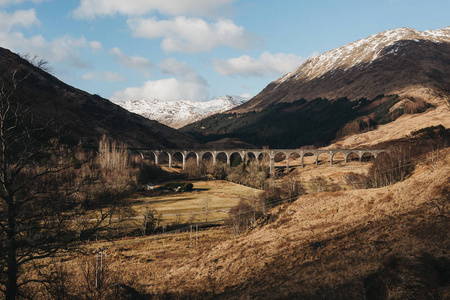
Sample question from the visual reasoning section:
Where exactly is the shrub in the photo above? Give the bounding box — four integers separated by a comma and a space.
280, 173, 306, 200
308, 176, 342, 193
309, 176, 328, 193
259, 186, 282, 208
183, 182, 194, 191
212, 162, 228, 180
226, 161, 269, 189
344, 172, 369, 189
365, 147, 414, 188
227, 165, 246, 185
136, 163, 164, 184
227, 200, 261, 237
411, 125, 450, 145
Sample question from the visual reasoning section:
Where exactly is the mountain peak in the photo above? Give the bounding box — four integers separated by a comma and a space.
233, 26, 450, 112
284, 27, 450, 84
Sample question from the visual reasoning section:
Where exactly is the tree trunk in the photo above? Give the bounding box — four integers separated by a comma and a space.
6, 200, 18, 300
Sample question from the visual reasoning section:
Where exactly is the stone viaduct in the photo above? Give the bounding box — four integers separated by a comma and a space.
134, 148, 389, 174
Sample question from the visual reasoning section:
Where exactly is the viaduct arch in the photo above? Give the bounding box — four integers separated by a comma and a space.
134, 148, 389, 175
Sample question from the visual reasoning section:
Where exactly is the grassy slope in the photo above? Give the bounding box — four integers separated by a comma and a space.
150, 148, 450, 299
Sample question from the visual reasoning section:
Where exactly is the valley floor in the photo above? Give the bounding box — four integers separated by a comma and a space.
55, 148, 450, 299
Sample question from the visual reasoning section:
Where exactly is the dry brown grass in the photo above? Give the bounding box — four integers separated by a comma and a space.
31, 148, 450, 299
135, 147, 450, 298
277, 158, 372, 192
49, 227, 231, 298
132, 180, 260, 225
329, 98, 450, 149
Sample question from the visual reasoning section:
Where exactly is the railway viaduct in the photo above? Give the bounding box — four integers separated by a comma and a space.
134, 148, 389, 174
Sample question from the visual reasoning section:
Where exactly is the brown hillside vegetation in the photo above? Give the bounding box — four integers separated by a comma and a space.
142, 148, 450, 299
35, 147, 450, 299
329, 93, 450, 148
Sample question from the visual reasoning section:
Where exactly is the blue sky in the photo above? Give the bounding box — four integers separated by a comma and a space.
0, 0, 448, 102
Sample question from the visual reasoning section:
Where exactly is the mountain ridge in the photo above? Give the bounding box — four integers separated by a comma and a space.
118, 95, 249, 129
232, 27, 450, 113
0, 47, 199, 149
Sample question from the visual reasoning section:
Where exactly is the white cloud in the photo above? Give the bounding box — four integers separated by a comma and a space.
0, 9, 93, 69
159, 57, 193, 76
0, 9, 40, 30
0, 9, 100, 70
89, 40, 102, 53
46, 35, 90, 68
0, 0, 45, 6
159, 57, 208, 87
109, 47, 153, 71
112, 58, 209, 102
240, 93, 252, 98
82, 71, 124, 82
213, 51, 306, 76
73, 0, 234, 19
127, 16, 259, 53
111, 78, 209, 102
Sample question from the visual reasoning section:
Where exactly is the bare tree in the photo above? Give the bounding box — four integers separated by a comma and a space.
212, 162, 228, 180
19, 52, 53, 74
309, 176, 328, 193
184, 157, 207, 179
227, 200, 256, 237
202, 198, 211, 223
188, 212, 198, 225
243, 161, 269, 189
280, 173, 305, 200
0, 70, 127, 298
366, 146, 414, 188
436, 86, 450, 110
258, 185, 282, 214
139, 203, 158, 236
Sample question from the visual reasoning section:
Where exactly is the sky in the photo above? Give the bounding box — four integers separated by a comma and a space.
0, 0, 448, 103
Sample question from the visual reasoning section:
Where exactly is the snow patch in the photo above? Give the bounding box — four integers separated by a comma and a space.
288, 27, 450, 82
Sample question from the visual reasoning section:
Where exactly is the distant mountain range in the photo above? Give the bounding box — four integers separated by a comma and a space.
182, 27, 450, 148
118, 95, 249, 129
0, 47, 198, 149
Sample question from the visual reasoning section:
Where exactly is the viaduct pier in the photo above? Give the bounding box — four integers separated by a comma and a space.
135, 148, 389, 174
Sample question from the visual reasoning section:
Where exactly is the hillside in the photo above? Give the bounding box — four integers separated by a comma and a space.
140, 147, 450, 298
181, 27, 450, 148
0, 47, 199, 149
182, 94, 439, 148
234, 27, 450, 112
118, 95, 249, 129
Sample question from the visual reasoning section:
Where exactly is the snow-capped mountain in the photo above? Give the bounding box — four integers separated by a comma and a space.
118, 95, 249, 129
283, 27, 449, 82
182, 26, 450, 149
234, 27, 450, 112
